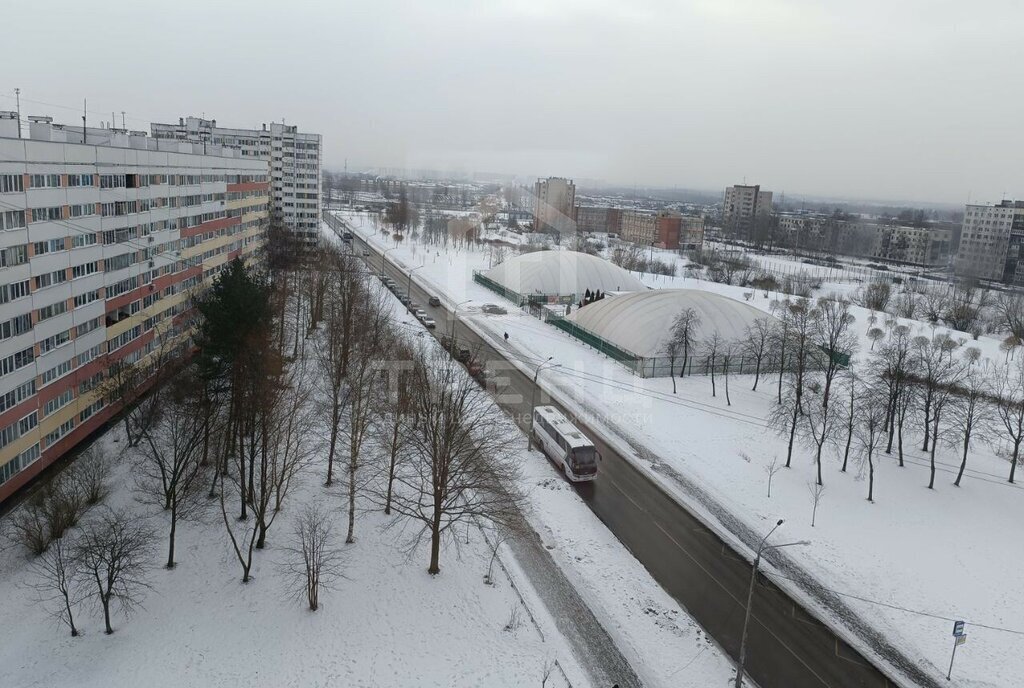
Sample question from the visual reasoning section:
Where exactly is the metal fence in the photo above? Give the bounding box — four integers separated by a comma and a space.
546, 314, 641, 367
472, 271, 527, 306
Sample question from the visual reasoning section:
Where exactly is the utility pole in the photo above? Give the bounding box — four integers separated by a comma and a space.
121, 111, 126, 129
14, 88, 21, 139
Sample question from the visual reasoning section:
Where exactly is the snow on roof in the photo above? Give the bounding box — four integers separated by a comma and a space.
484, 250, 646, 297
567, 289, 776, 358
533, 405, 594, 448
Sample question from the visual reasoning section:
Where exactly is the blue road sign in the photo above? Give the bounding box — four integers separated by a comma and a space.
953, 621, 965, 637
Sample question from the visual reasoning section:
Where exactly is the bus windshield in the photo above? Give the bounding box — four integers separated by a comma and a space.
573, 447, 597, 469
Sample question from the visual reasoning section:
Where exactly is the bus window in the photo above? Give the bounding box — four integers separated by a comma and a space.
572, 447, 597, 470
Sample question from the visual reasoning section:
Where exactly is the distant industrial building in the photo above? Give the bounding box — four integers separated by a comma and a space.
575, 205, 621, 235
152, 116, 321, 245
533, 177, 576, 235
619, 210, 704, 251
723, 184, 772, 239
955, 200, 1024, 283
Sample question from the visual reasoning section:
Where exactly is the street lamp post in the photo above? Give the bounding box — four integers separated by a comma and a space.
381, 247, 397, 278
734, 520, 810, 688
528, 357, 559, 448
408, 265, 424, 300
449, 299, 471, 355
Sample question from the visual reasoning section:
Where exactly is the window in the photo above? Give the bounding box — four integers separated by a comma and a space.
0, 380, 36, 414
76, 343, 102, 366
104, 253, 133, 272
0, 280, 30, 304
99, 174, 125, 189
0, 210, 26, 231
71, 261, 98, 279
36, 300, 68, 322
75, 318, 100, 337
0, 443, 40, 486
0, 245, 27, 268
79, 399, 105, 423
41, 359, 73, 386
0, 412, 37, 451
0, 346, 35, 377
0, 175, 24, 194
30, 207, 63, 223
44, 418, 75, 448
73, 289, 101, 308
29, 174, 61, 189
72, 232, 97, 247
43, 388, 74, 417
0, 313, 32, 340
38, 329, 71, 355
67, 174, 93, 187
69, 204, 97, 218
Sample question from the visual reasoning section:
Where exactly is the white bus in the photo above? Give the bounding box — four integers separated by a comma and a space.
531, 405, 599, 482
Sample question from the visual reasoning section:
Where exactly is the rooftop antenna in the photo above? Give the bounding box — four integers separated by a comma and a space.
14, 88, 21, 139
121, 111, 126, 129
82, 98, 87, 144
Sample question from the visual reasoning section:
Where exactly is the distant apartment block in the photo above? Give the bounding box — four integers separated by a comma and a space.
575, 205, 622, 235
152, 117, 321, 245
0, 112, 269, 503
955, 200, 1024, 283
533, 177, 576, 234
778, 212, 953, 266
620, 209, 704, 251
723, 184, 772, 239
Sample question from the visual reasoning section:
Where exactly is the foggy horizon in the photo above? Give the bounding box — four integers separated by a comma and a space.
4, 0, 1023, 207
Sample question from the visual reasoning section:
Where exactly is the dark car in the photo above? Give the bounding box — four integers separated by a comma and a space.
428, 296, 441, 307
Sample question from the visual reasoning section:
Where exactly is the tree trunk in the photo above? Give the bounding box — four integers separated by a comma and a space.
103, 597, 113, 634
670, 360, 676, 394
1011, 439, 1021, 484
709, 356, 716, 397
428, 516, 442, 575
867, 452, 875, 502
922, 397, 932, 452
385, 423, 399, 515
786, 399, 799, 468
346, 454, 356, 544
752, 357, 761, 391
256, 522, 268, 549
166, 502, 177, 569
326, 406, 338, 487
954, 431, 970, 487
928, 413, 940, 489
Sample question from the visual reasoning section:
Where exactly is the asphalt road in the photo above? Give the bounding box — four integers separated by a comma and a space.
336, 216, 930, 688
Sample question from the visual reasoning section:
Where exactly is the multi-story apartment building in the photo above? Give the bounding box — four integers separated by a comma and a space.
0, 112, 269, 504
777, 212, 953, 266
533, 177, 576, 234
723, 184, 772, 239
151, 117, 320, 245
619, 209, 704, 250
955, 201, 1024, 283
575, 205, 622, 235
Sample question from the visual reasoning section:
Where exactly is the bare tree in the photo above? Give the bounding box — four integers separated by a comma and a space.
949, 369, 991, 487
854, 392, 888, 503
373, 340, 418, 515
872, 324, 914, 464
703, 332, 723, 397
764, 456, 783, 498
839, 374, 857, 472
996, 292, 1024, 341
993, 357, 1024, 483
807, 482, 825, 527
282, 504, 345, 611
68, 447, 113, 506
74, 509, 154, 634
340, 291, 395, 544
389, 349, 523, 575
770, 299, 818, 467
813, 297, 857, 407
912, 336, 965, 488
314, 250, 365, 486
660, 332, 682, 394
801, 379, 837, 485
132, 375, 209, 569
867, 328, 885, 350
29, 536, 81, 636
742, 318, 772, 391
671, 308, 701, 378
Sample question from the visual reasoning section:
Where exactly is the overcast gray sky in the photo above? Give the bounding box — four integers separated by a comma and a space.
4, 0, 1022, 204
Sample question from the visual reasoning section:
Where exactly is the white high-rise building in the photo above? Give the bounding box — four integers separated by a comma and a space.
151, 117, 321, 245
0, 112, 269, 504
723, 184, 772, 239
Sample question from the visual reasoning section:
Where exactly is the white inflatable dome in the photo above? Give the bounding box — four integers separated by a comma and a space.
484, 250, 646, 297
567, 289, 774, 357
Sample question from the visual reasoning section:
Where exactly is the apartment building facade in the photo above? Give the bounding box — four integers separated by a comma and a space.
955, 201, 1024, 283
723, 184, 772, 239
151, 117, 320, 245
0, 112, 269, 504
619, 209, 704, 250
575, 205, 622, 235
533, 177, 576, 234
778, 213, 953, 266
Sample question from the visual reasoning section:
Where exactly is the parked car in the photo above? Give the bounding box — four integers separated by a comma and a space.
482, 304, 508, 315
414, 308, 428, 320
428, 296, 441, 307
399, 294, 412, 306
362, 249, 370, 257
409, 302, 421, 312
420, 316, 436, 329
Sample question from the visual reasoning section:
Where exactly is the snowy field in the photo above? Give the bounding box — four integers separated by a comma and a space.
340, 210, 1024, 688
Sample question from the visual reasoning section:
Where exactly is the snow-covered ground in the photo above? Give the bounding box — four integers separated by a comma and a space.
0, 222, 736, 688
339, 210, 1024, 688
